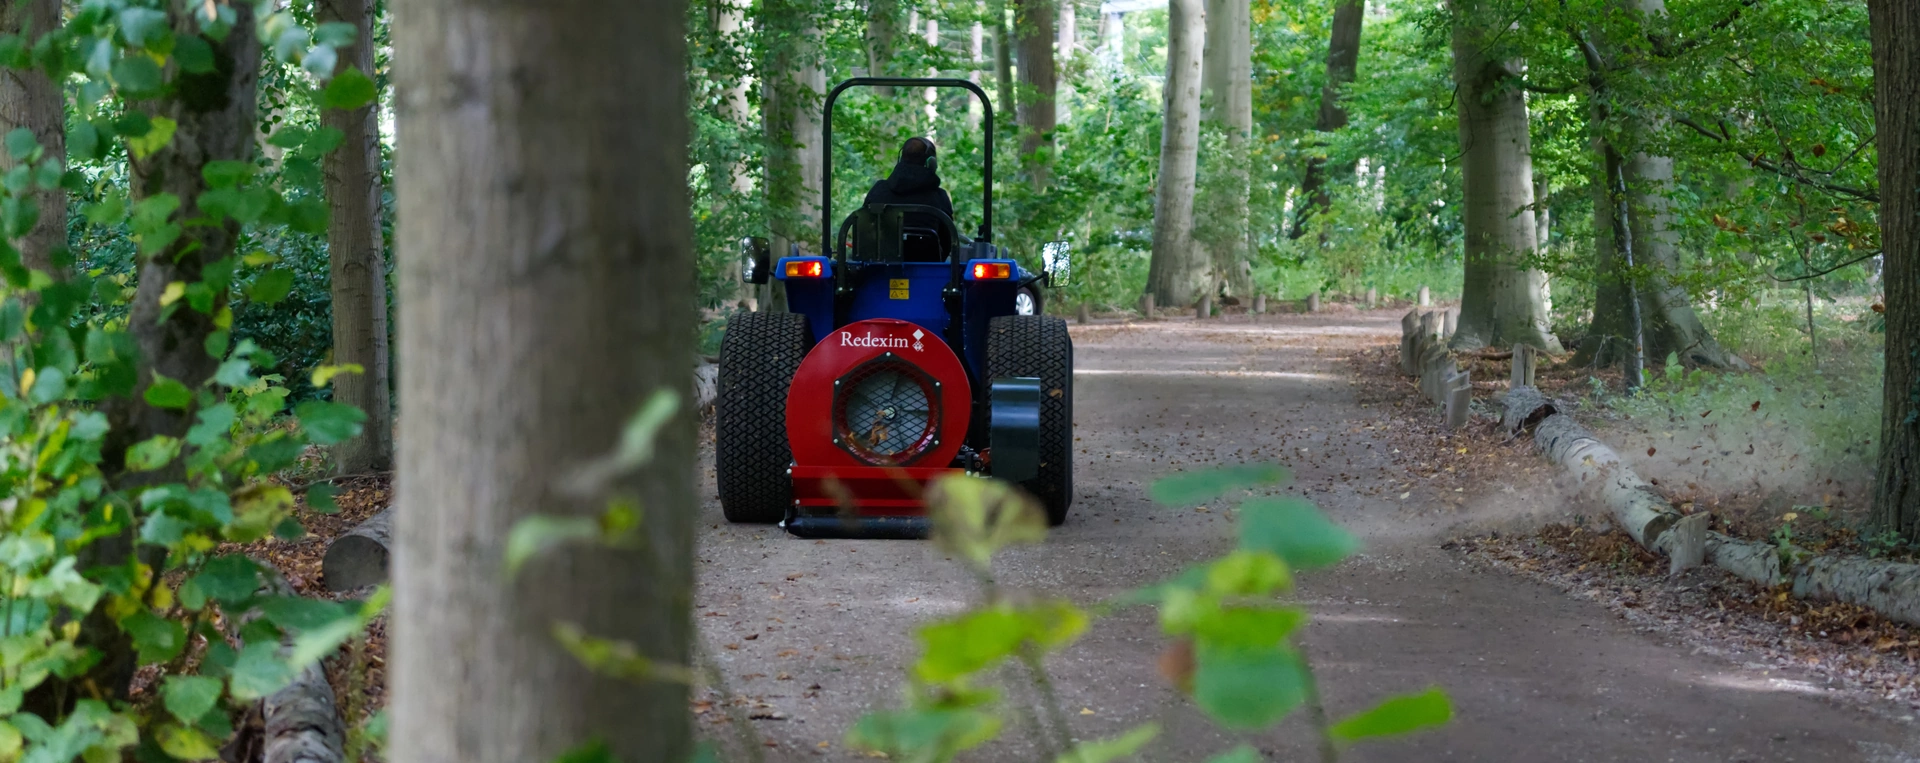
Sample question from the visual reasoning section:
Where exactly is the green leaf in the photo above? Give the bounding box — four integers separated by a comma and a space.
186, 403, 237, 448
1237, 498, 1360, 571
257, 596, 355, 632
324, 66, 377, 110
67, 119, 101, 162
174, 34, 215, 73
553, 740, 618, 763
313, 21, 357, 47
1190, 606, 1308, 649
83, 192, 126, 226
306, 483, 339, 514
227, 641, 295, 701
503, 515, 600, 576
110, 55, 164, 98
157, 723, 221, 761
202, 160, 255, 189
560, 389, 680, 496
1149, 464, 1290, 506
1204, 549, 1290, 596
914, 601, 1086, 683
247, 268, 294, 305
846, 709, 1001, 760
1202, 746, 1262, 763
1329, 688, 1453, 742
162, 676, 223, 725
118, 8, 170, 47
122, 609, 187, 664
27, 365, 66, 404
127, 115, 178, 159
190, 555, 262, 605
4, 128, 36, 160
1191, 641, 1308, 729
1054, 723, 1159, 763
213, 358, 253, 388
143, 374, 193, 409
927, 474, 1048, 571
126, 435, 182, 472
294, 400, 365, 445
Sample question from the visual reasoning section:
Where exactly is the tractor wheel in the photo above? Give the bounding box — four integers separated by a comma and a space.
986, 314, 1074, 524
716, 312, 812, 524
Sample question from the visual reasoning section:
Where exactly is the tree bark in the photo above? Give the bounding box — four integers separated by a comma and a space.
1573, 0, 1742, 371
1201, 0, 1254, 299
390, 2, 697, 763
263, 660, 347, 763
713, 0, 756, 310
1014, 0, 1055, 179
763, 0, 825, 311
1871, 0, 1920, 540
1145, 0, 1209, 308
1293, 0, 1363, 238
1056, 0, 1076, 125
323, 507, 392, 592
994, 0, 1015, 124
1446, 0, 1561, 353
319, 0, 394, 474
866, 0, 902, 94
0, 0, 64, 277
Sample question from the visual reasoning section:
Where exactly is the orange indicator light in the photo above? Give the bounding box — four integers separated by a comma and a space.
785, 260, 825, 278
971, 262, 1011, 280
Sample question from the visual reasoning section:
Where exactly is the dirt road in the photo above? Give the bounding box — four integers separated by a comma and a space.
694, 312, 1920, 762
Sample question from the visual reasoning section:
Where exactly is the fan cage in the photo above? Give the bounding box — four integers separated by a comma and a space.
832, 354, 943, 466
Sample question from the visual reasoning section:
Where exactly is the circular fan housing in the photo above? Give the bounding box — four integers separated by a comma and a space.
833, 356, 942, 465
785, 318, 971, 470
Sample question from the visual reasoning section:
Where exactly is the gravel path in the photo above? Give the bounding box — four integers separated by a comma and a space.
694, 311, 1920, 762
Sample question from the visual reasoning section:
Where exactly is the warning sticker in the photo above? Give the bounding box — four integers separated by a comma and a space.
889, 279, 910, 300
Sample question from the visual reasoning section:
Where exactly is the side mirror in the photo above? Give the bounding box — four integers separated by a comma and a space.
740, 236, 771, 285
1041, 241, 1071, 287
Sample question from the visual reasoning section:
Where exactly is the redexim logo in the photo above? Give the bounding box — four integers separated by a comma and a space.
840, 331, 916, 350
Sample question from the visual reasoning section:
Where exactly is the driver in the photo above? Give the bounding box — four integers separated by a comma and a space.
863, 136, 955, 235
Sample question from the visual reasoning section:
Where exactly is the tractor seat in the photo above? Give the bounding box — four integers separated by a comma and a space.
901, 225, 948, 263
850, 205, 956, 264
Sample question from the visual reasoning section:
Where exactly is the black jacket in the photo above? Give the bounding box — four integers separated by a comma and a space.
863, 162, 956, 234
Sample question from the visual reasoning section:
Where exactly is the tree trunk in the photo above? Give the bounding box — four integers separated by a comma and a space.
1573, 0, 1742, 370
1014, 0, 1054, 178
323, 507, 393, 592
1057, 0, 1076, 125
319, 0, 394, 474
1447, 0, 1561, 353
0, 0, 64, 277
390, 2, 697, 762
1293, 0, 1363, 238
1145, 0, 1209, 307
866, 0, 902, 93
994, 1, 1015, 123
714, 0, 756, 310
1872, 0, 1920, 540
970, 18, 986, 128
763, 0, 825, 311
1201, 0, 1253, 298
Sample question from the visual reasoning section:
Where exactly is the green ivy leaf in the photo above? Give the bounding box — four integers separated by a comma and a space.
191, 555, 263, 605
174, 33, 215, 73
1237, 498, 1360, 571
1329, 687, 1453, 742
110, 55, 164, 98
122, 609, 187, 664
324, 66, 377, 111
1149, 463, 1290, 507
162, 676, 223, 725
144, 374, 193, 409
1191, 641, 1307, 729
247, 268, 294, 305
126, 435, 182, 472
295, 400, 366, 445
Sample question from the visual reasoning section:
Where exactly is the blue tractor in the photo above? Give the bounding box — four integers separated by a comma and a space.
716, 77, 1073, 538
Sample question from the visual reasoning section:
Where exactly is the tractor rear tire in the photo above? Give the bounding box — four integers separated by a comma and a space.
987, 314, 1074, 525
716, 312, 812, 524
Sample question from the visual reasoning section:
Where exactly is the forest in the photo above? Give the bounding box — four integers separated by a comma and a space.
0, 0, 1912, 762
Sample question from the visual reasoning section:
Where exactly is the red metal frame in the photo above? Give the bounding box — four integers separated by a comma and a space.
786, 318, 972, 514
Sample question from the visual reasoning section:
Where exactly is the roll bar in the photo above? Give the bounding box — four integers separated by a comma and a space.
821, 77, 994, 261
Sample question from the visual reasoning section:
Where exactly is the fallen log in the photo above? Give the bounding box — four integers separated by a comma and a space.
694, 360, 718, 410
264, 660, 346, 763
323, 508, 391, 592
1504, 386, 1920, 628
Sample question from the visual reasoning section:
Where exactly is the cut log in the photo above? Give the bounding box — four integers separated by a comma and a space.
1400, 310, 1421, 374
1532, 412, 1680, 550
1366, 287, 1377, 309
264, 660, 347, 763
323, 508, 392, 592
1509, 344, 1536, 388
1444, 371, 1471, 430
1195, 294, 1211, 319
1500, 385, 1556, 435
1305, 292, 1320, 313
1666, 512, 1708, 575
1253, 294, 1267, 314
1076, 303, 1090, 324
1417, 284, 1431, 306
694, 361, 718, 410
1442, 306, 1460, 339
1139, 293, 1154, 319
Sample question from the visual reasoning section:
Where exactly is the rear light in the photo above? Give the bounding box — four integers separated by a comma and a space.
971, 262, 1011, 280
785, 259, 826, 278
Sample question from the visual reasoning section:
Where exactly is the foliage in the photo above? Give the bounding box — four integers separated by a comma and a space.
0, 2, 386, 760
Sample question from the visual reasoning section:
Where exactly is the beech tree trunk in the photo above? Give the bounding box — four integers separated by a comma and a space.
1201, 0, 1254, 299
1014, 0, 1055, 179
866, 0, 902, 93
1871, 0, 1920, 540
1145, 0, 1209, 307
390, 2, 697, 762
1056, 0, 1075, 125
970, 18, 986, 128
994, 1, 1015, 123
763, 0, 826, 311
1293, 0, 1363, 237
1574, 0, 1742, 370
713, 0, 756, 310
0, 0, 64, 277
1447, 0, 1561, 353
320, 0, 394, 474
